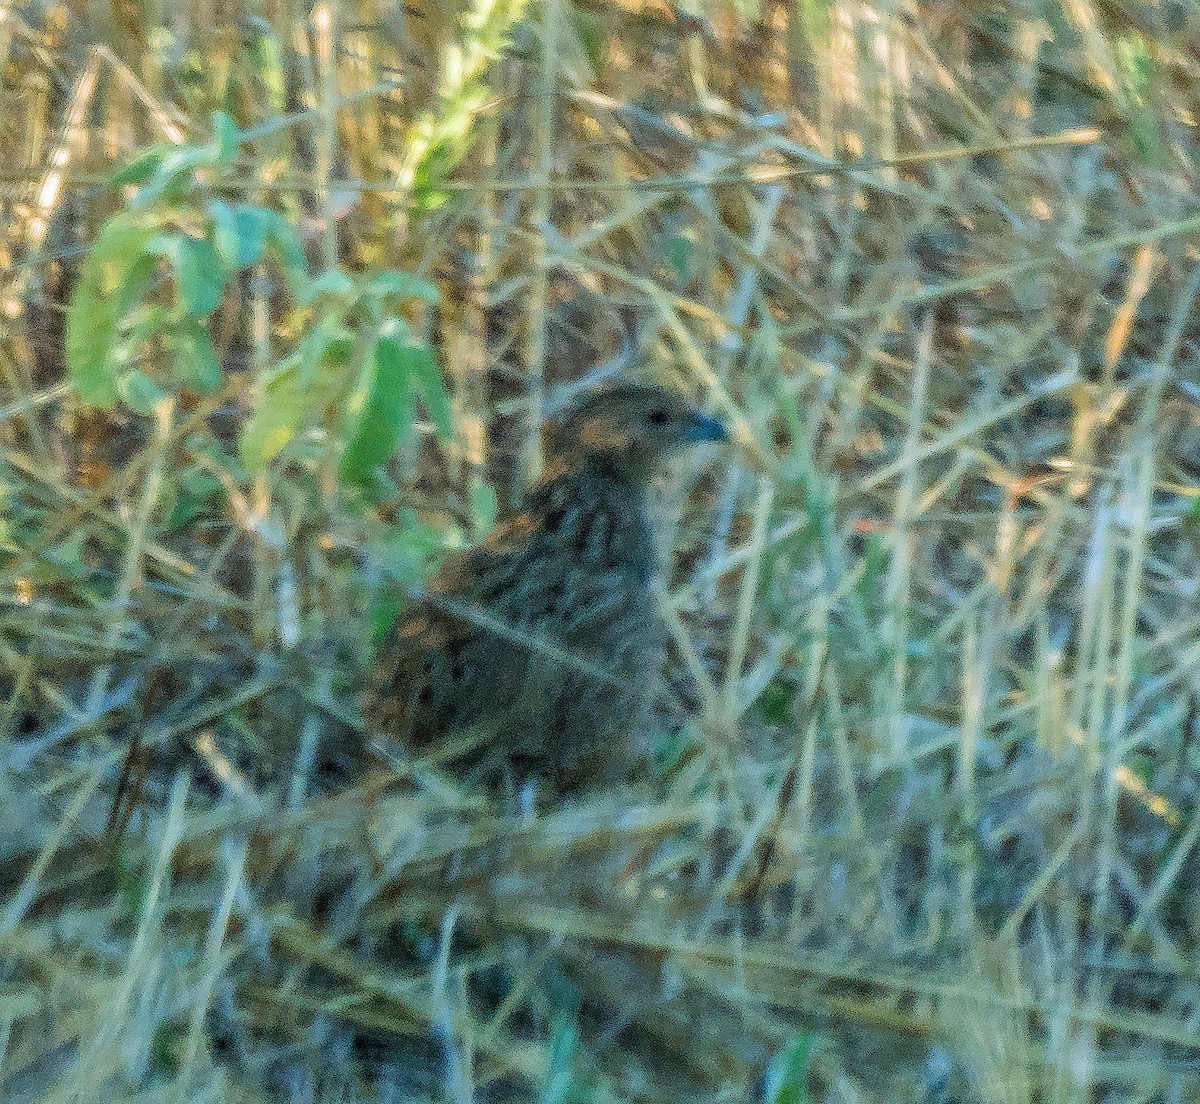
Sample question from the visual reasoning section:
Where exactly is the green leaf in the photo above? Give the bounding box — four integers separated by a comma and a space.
67, 212, 162, 407
763, 1034, 813, 1104
209, 111, 239, 166
239, 337, 343, 472
664, 229, 695, 280
258, 209, 309, 294
239, 355, 309, 471
210, 202, 271, 270
115, 369, 167, 415
166, 466, 221, 529
46, 531, 87, 571
209, 200, 240, 269
110, 147, 168, 189
758, 678, 797, 727
306, 270, 357, 301
124, 302, 170, 345
539, 1016, 579, 1104
368, 589, 405, 648
144, 232, 177, 259
797, 0, 832, 35
403, 334, 452, 439
652, 724, 692, 777
1116, 33, 1152, 103
129, 145, 213, 208
366, 270, 441, 304
173, 235, 226, 317
232, 204, 270, 267
170, 318, 222, 393
570, 8, 606, 70
375, 508, 450, 594
339, 333, 419, 486
300, 317, 356, 371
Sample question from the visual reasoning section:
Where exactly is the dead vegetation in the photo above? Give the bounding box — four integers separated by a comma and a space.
3, 1, 1200, 1101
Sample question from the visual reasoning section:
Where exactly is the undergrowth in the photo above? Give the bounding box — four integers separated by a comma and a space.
3, 2, 1200, 1102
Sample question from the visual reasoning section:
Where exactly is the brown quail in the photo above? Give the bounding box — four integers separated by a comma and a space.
363, 382, 727, 790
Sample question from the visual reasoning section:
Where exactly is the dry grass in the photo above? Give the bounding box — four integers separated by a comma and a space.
4, 1, 1200, 1101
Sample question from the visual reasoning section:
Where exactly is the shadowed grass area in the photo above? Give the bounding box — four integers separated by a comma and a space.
3, 1, 1200, 1101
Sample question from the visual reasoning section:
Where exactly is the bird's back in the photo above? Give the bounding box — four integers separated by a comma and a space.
364, 459, 665, 785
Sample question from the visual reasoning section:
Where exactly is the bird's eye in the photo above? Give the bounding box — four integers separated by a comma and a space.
648, 408, 669, 426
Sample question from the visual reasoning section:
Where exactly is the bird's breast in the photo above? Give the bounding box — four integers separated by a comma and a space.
533, 474, 658, 581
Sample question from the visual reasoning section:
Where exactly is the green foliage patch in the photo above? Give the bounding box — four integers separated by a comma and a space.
66, 112, 452, 491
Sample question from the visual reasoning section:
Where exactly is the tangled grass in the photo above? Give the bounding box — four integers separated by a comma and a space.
3, 1, 1200, 1101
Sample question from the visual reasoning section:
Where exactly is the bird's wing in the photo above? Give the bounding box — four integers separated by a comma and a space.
362, 518, 535, 750
364, 467, 654, 758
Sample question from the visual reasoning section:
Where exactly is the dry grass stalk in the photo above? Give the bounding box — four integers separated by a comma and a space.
3, 2, 1200, 1102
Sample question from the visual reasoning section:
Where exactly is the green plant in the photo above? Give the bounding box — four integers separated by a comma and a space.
66, 111, 452, 490
239, 267, 449, 487
763, 1034, 813, 1104
66, 112, 299, 411
397, 0, 533, 213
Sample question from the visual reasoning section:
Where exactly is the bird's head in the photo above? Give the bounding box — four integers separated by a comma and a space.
551, 383, 727, 478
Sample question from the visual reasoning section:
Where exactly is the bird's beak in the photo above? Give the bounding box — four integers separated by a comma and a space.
683, 411, 729, 443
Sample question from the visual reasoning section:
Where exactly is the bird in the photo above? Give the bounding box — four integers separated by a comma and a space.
363, 381, 728, 791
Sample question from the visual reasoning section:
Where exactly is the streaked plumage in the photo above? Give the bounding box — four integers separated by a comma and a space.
363, 383, 726, 788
